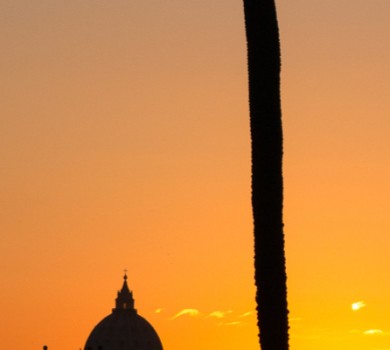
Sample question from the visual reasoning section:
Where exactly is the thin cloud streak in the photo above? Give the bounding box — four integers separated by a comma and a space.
238, 311, 254, 318
289, 316, 302, 322
168, 308, 257, 325
171, 308, 200, 319
218, 321, 241, 326
207, 310, 232, 319
364, 329, 383, 335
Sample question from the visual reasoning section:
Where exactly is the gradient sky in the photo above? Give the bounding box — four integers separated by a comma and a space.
1, 1, 389, 350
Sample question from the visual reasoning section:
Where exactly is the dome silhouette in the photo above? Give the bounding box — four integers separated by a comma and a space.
84, 274, 163, 350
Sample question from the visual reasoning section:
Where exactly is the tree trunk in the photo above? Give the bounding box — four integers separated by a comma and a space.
243, 1, 289, 349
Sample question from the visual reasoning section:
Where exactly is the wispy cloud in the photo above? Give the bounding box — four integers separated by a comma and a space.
168, 308, 257, 325
351, 301, 366, 311
171, 308, 200, 319
154, 308, 164, 314
218, 321, 241, 326
238, 311, 254, 318
207, 310, 232, 319
289, 316, 302, 322
364, 329, 383, 335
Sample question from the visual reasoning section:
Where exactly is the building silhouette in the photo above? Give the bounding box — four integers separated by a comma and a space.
43, 275, 163, 350
83, 274, 163, 350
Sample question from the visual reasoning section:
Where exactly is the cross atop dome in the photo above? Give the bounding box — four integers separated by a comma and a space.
114, 273, 136, 313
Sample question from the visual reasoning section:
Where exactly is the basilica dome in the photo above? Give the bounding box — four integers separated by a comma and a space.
84, 275, 163, 350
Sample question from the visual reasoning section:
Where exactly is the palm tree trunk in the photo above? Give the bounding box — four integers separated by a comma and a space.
243, 1, 289, 349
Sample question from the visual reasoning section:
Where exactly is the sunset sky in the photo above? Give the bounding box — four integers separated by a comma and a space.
1, 1, 389, 349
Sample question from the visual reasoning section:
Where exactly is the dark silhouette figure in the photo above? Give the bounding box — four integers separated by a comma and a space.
243, 1, 289, 350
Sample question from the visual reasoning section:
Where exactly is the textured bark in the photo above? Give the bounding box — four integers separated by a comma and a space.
243, 1, 289, 349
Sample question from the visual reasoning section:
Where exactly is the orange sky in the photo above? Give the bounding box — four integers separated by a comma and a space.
1, 1, 389, 350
